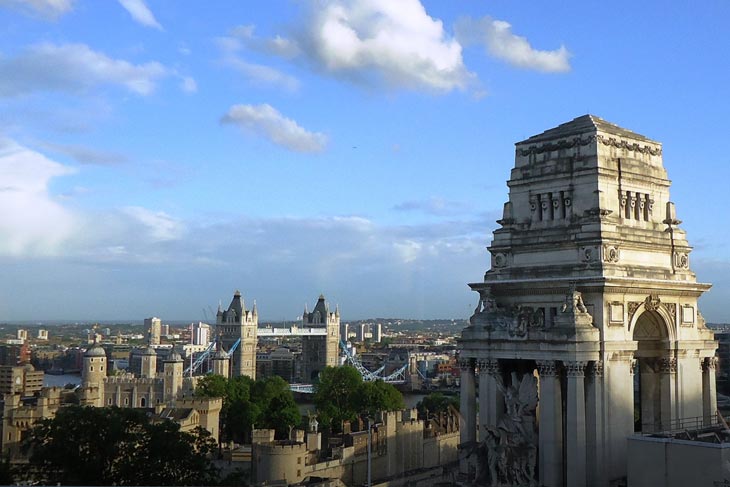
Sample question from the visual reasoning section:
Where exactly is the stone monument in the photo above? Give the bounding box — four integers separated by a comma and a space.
458, 115, 717, 487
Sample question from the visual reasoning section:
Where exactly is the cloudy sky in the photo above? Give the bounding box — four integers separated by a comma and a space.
1, 0, 730, 322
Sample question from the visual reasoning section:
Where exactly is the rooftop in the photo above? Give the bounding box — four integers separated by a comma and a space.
517, 114, 657, 145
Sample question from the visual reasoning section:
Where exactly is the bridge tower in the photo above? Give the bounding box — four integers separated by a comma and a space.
216, 290, 258, 379
301, 295, 340, 381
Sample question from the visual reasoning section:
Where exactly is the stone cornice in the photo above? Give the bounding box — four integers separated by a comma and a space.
516, 134, 662, 157
470, 277, 711, 296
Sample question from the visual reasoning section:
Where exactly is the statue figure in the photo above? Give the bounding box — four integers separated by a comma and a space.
562, 284, 588, 314
480, 371, 539, 486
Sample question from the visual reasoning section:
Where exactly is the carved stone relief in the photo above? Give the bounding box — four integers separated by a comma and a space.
673, 251, 689, 269
516, 134, 662, 157
602, 245, 620, 263
477, 371, 538, 487
581, 246, 599, 262
492, 252, 511, 268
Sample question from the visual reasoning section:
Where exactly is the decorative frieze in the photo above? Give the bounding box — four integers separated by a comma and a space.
658, 357, 677, 374
458, 358, 473, 371
477, 359, 501, 377
536, 360, 559, 377
588, 360, 604, 378
702, 357, 718, 372
516, 134, 662, 157
564, 361, 587, 377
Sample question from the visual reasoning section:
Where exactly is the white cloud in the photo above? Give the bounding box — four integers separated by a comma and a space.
0, 43, 169, 97
0, 137, 77, 256
117, 0, 162, 30
221, 103, 327, 153
121, 206, 184, 242
455, 17, 571, 73
299, 0, 472, 92
180, 76, 198, 94
40, 141, 126, 165
0, 0, 73, 19
217, 36, 300, 92
231, 24, 302, 59
392, 197, 472, 216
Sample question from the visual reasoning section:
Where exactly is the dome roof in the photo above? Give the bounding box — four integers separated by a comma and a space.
142, 346, 157, 356
167, 350, 183, 362
84, 344, 106, 357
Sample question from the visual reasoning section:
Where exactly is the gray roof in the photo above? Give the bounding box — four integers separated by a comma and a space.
517, 114, 657, 145
84, 344, 106, 357
223, 290, 245, 322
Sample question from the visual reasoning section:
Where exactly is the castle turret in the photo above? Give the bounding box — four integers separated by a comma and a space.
82, 342, 106, 407
140, 346, 157, 378
211, 337, 230, 379
163, 347, 184, 403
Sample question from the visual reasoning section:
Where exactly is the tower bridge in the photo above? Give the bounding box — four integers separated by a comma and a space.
184, 297, 410, 390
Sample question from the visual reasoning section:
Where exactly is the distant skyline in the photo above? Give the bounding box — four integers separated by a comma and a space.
1, 1, 730, 322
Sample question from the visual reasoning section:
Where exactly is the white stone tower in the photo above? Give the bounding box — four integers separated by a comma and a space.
162, 348, 184, 402
81, 342, 107, 407
458, 115, 717, 487
301, 295, 340, 381
140, 346, 157, 378
211, 338, 230, 378
216, 290, 258, 378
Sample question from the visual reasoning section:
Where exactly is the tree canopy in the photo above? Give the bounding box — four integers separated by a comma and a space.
24, 405, 218, 486
195, 374, 300, 441
416, 392, 459, 419
313, 366, 404, 432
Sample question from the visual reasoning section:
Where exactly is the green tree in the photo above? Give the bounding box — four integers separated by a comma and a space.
24, 406, 218, 486
252, 376, 301, 439
314, 366, 405, 432
313, 365, 363, 432
416, 392, 459, 419
195, 374, 300, 441
356, 380, 405, 417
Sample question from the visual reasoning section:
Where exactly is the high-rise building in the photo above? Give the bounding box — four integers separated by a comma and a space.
192, 322, 210, 346
145, 317, 162, 346
373, 323, 382, 343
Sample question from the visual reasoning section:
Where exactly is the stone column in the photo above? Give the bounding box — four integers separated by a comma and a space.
586, 360, 606, 487
640, 360, 660, 432
537, 360, 563, 487
702, 357, 718, 426
659, 357, 677, 431
605, 355, 635, 481
477, 359, 503, 440
565, 361, 587, 487
459, 358, 477, 476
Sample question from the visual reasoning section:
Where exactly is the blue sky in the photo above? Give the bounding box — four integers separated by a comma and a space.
1, 0, 730, 322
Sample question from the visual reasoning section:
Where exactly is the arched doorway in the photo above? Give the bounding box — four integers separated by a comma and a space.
633, 310, 673, 433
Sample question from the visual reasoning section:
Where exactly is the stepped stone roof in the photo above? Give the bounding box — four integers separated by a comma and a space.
517, 114, 657, 145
